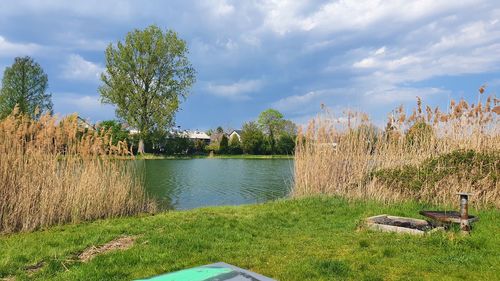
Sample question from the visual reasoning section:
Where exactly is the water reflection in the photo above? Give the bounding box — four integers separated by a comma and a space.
136, 159, 293, 210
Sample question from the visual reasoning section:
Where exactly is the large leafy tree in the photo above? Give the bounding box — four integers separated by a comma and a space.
241, 121, 265, 154
0, 56, 52, 119
99, 25, 196, 154
258, 109, 286, 153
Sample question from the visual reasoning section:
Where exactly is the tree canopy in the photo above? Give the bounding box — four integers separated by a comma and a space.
0, 56, 51, 119
229, 134, 242, 154
258, 109, 286, 153
241, 121, 265, 154
99, 25, 196, 153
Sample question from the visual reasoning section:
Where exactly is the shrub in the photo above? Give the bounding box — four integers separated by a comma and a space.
205, 143, 220, 154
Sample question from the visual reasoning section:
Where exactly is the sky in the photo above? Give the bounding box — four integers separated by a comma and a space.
0, 0, 499, 130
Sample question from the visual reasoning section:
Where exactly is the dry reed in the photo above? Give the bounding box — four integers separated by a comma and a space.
0, 108, 155, 233
294, 89, 500, 209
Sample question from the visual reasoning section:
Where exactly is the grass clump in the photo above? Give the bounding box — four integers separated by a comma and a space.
0, 108, 155, 233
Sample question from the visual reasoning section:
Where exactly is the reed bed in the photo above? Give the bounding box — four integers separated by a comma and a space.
294, 89, 500, 209
0, 108, 155, 233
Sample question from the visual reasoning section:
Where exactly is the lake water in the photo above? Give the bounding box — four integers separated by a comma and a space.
139, 158, 294, 210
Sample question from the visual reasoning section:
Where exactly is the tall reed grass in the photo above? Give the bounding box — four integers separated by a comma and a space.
294, 89, 500, 209
0, 108, 155, 233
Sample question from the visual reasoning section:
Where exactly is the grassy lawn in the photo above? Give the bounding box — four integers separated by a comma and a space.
0, 197, 498, 280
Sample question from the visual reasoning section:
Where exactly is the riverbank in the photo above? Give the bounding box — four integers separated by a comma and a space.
125, 154, 294, 160
1, 197, 498, 280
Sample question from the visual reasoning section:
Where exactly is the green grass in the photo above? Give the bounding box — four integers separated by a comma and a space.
0, 197, 498, 280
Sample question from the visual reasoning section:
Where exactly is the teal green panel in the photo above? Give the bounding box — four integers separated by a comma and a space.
135, 267, 234, 281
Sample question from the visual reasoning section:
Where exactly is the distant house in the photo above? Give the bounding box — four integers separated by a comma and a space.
187, 131, 211, 144
128, 129, 140, 135
210, 132, 225, 144
76, 116, 95, 130
228, 130, 242, 142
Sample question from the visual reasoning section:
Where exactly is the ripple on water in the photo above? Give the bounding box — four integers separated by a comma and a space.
141, 158, 293, 210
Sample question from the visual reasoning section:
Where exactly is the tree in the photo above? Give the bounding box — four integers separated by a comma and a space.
229, 134, 242, 154
98, 120, 130, 145
219, 134, 229, 154
0, 56, 52, 119
193, 139, 206, 153
99, 25, 196, 154
276, 134, 295, 155
258, 109, 285, 153
282, 119, 298, 136
241, 121, 265, 154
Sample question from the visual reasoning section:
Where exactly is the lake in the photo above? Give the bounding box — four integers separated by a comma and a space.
139, 158, 294, 210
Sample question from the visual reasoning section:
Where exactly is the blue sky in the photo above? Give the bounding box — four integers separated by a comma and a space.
1, 0, 499, 130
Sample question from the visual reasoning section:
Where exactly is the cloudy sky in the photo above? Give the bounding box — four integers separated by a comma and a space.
1, 0, 499, 129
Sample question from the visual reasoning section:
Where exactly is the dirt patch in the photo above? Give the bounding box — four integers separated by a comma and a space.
78, 236, 136, 262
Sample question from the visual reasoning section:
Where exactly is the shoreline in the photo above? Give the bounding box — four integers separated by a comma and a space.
119, 154, 295, 160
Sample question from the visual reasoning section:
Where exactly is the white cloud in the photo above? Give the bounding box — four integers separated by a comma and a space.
216, 38, 238, 51
0, 1, 135, 20
54, 32, 109, 51
362, 87, 449, 105
272, 90, 327, 112
52, 93, 114, 121
201, 0, 234, 16
206, 79, 263, 100
0, 36, 40, 57
350, 14, 500, 84
259, 0, 477, 34
1, 0, 500, 128
272, 85, 448, 122
60, 54, 104, 82
374, 46, 386, 56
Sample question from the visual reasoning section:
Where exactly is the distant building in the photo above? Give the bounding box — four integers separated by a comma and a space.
128, 129, 140, 135
76, 116, 95, 130
210, 132, 225, 144
186, 131, 211, 144
228, 130, 242, 142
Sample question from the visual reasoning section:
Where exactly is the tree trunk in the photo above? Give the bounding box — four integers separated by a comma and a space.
138, 139, 145, 155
